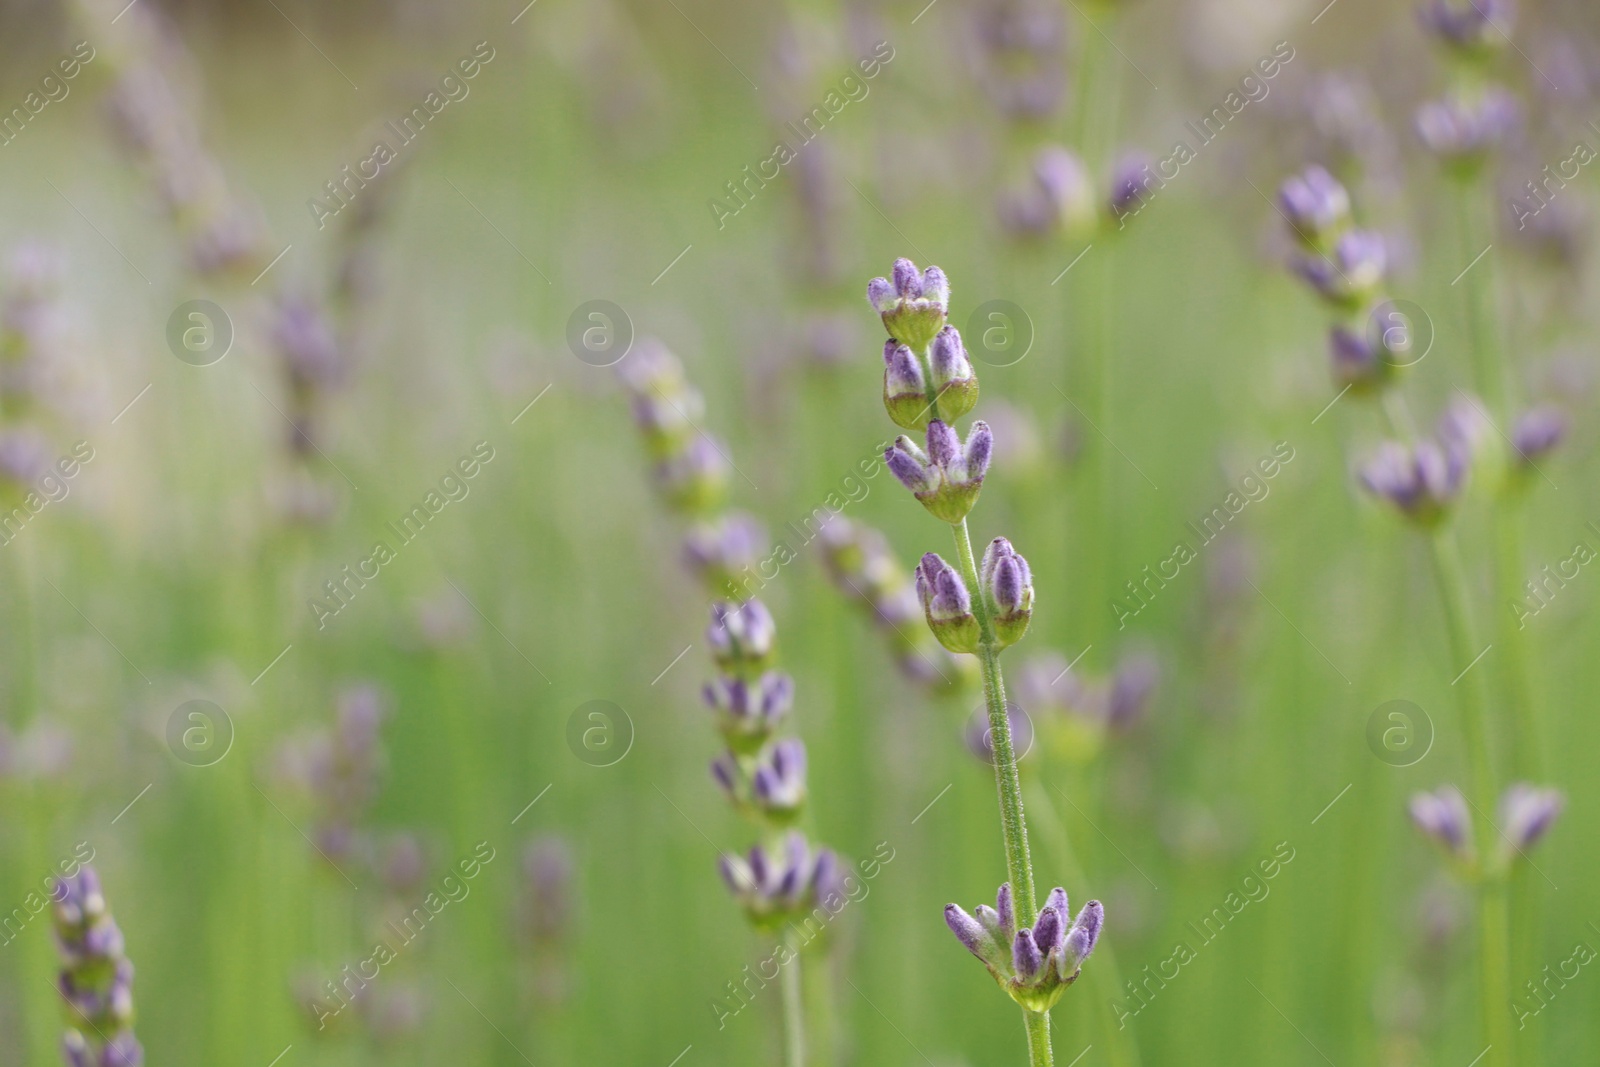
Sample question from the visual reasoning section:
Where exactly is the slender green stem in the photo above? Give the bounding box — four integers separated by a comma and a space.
949, 517, 1053, 1067
1426, 529, 1512, 1067
782, 929, 806, 1067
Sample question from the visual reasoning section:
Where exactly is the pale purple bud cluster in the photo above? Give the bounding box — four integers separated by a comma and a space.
683, 512, 768, 598
1417, 0, 1513, 55
708, 600, 777, 675
1409, 786, 1473, 859
972, 0, 1067, 120
703, 672, 793, 752
816, 519, 969, 691
616, 340, 730, 515
867, 258, 951, 352
1328, 324, 1390, 393
887, 419, 993, 523
1278, 165, 1351, 249
1000, 146, 1096, 240
278, 684, 389, 866
54, 868, 142, 1067
711, 737, 809, 821
656, 434, 731, 515
273, 294, 345, 461
1435, 394, 1496, 463
1509, 405, 1566, 469
719, 831, 843, 931
1359, 439, 1468, 524
980, 537, 1034, 647
1290, 229, 1388, 306
916, 553, 981, 653
1109, 152, 1158, 224
519, 836, 574, 948
1497, 783, 1563, 855
945, 883, 1102, 1011
1414, 90, 1520, 164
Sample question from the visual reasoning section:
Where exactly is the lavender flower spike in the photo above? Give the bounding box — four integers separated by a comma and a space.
1359, 439, 1467, 526
946, 882, 1101, 1011
1291, 229, 1388, 307
867, 258, 950, 352
1418, 0, 1513, 56
915, 553, 981, 653
702, 671, 793, 753
719, 830, 841, 930
54, 867, 143, 1067
886, 419, 992, 523
1409, 785, 1474, 861
1497, 783, 1564, 858
980, 537, 1035, 647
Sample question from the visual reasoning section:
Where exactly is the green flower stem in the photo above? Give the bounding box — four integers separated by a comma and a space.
949, 516, 1053, 1067
783, 928, 806, 1067
1426, 528, 1512, 1067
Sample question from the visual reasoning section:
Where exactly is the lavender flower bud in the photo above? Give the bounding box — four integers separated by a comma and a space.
656, 434, 730, 515
866, 258, 950, 352
1278, 165, 1351, 250
1409, 786, 1473, 859
946, 882, 1100, 1011
1329, 323, 1391, 394
1497, 783, 1563, 857
980, 537, 1034, 647
1291, 229, 1387, 306
683, 512, 767, 598
929, 326, 980, 421
750, 737, 808, 821
1417, 0, 1513, 56
1509, 405, 1566, 471
1359, 440, 1468, 525
915, 553, 981, 653
719, 831, 837, 930
708, 599, 777, 675
883, 340, 932, 431
53, 868, 142, 1065
1034, 146, 1097, 237
1108, 652, 1160, 730
703, 671, 793, 753
1109, 152, 1158, 224
1414, 89, 1519, 166
886, 420, 991, 523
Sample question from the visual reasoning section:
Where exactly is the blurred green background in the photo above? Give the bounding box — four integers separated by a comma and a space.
0, 0, 1596, 1064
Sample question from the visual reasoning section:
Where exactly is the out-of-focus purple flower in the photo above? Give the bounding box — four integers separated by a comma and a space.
54, 867, 142, 1066
964, 702, 1034, 765
1497, 783, 1563, 855
683, 511, 768, 596
1109, 153, 1158, 224
1435, 394, 1496, 463
1000, 146, 1096, 240
1291, 229, 1387, 305
1415, 89, 1520, 163
708, 599, 777, 674
1278, 165, 1351, 249
1509, 405, 1566, 469
719, 831, 841, 927
946, 883, 1101, 1011
1359, 439, 1468, 525
274, 295, 343, 392
749, 737, 808, 819
703, 671, 793, 752
520, 836, 574, 947
1417, 0, 1514, 55
1409, 786, 1473, 859
1108, 652, 1160, 730
972, 0, 1067, 120
655, 433, 730, 514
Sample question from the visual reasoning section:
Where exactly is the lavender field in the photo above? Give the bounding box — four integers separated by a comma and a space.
0, 0, 1597, 1064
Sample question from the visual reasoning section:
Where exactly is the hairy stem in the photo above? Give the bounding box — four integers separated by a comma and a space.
782, 928, 806, 1067
950, 517, 1053, 1067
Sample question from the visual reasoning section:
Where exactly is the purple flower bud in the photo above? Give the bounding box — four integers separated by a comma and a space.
1033, 146, 1096, 236
1329, 323, 1387, 392
926, 419, 960, 469
1510, 405, 1566, 468
946, 903, 998, 962
1360, 440, 1466, 524
884, 340, 926, 395
1278, 165, 1351, 247
980, 537, 1034, 646
915, 553, 980, 653
1109, 152, 1157, 221
751, 738, 808, 817
996, 882, 1016, 938
1013, 928, 1044, 980
1415, 89, 1520, 162
1409, 786, 1473, 857
892, 258, 923, 298
708, 599, 777, 673
964, 420, 993, 482
703, 672, 793, 751
1109, 652, 1160, 730
867, 276, 897, 313
1498, 783, 1563, 854
1060, 899, 1104, 976
710, 751, 739, 799
929, 326, 974, 390
1292, 229, 1387, 305
886, 437, 936, 494
1032, 900, 1065, 955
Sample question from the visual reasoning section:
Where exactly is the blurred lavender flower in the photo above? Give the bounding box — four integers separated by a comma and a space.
1278, 165, 1350, 250
971, 0, 1068, 121
886, 419, 992, 523
1414, 90, 1520, 165
708, 599, 777, 675
618, 338, 704, 458
520, 836, 574, 948
1359, 440, 1468, 525
703, 672, 793, 753
54, 868, 142, 1067
1409, 785, 1473, 860
1497, 783, 1563, 856
999, 146, 1095, 241
1509, 405, 1565, 469
1290, 229, 1388, 306
964, 702, 1035, 765
1435, 393, 1496, 464
719, 831, 842, 929
683, 511, 768, 598
1109, 153, 1158, 225
945, 883, 1102, 1011
1108, 652, 1160, 730
656, 433, 731, 515
750, 737, 809, 820
1417, 0, 1513, 56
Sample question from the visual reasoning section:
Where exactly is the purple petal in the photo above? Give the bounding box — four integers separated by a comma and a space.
1013, 928, 1043, 980
946, 904, 991, 959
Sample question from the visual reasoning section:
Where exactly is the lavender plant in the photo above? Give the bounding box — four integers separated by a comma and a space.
867, 260, 1100, 1065
618, 340, 844, 1067
53, 867, 142, 1067
1277, 163, 1565, 1067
